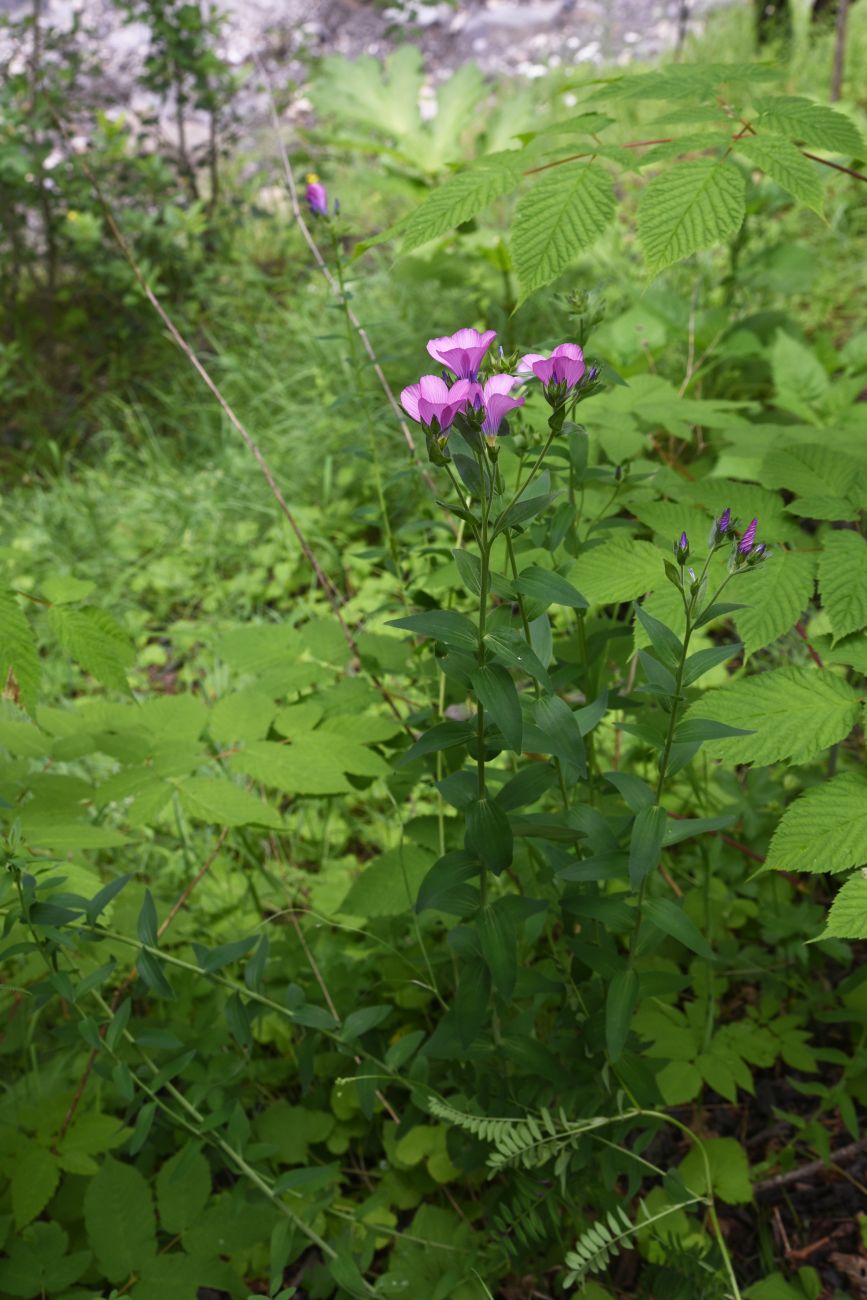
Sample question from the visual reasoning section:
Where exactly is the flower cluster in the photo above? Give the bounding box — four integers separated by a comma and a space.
673, 510, 767, 593
401, 326, 597, 464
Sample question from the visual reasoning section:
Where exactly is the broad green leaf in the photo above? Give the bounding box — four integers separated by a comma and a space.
156, 1144, 210, 1234
40, 574, 96, 604
821, 873, 867, 941
511, 162, 616, 300
766, 774, 867, 876
637, 160, 745, 275
684, 666, 860, 766
0, 587, 40, 714
818, 530, 867, 643
629, 804, 667, 890
465, 796, 514, 875
769, 332, 829, 421
735, 549, 816, 658
679, 1136, 752, 1205
84, 1157, 157, 1282
754, 95, 865, 156
570, 539, 665, 605
606, 968, 638, 1063
0, 1222, 89, 1297
341, 1004, 392, 1041
388, 610, 478, 651
399, 154, 521, 253
177, 776, 284, 828
761, 442, 864, 520
340, 844, 434, 917
737, 135, 824, 213
471, 664, 523, 752
454, 959, 491, 1047
11, 1142, 59, 1228
208, 690, 276, 744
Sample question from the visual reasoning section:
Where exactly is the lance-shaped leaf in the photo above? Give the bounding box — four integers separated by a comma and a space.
388, 610, 478, 651
471, 663, 523, 752
629, 804, 668, 890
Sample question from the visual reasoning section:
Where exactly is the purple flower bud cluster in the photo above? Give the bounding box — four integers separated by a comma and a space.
401, 327, 599, 460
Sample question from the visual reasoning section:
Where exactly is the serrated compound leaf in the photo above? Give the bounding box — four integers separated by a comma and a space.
735, 549, 816, 657
571, 538, 666, 605
737, 135, 824, 213
762, 440, 863, 519
638, 160, 745, 274
51, 605, 134, 692
177, 776, 284, 828
819, 530, 867, 643
11, 1142, 59, 1228
754, 95, 865, 156
766, 774, 867, 876
0, 587, 40, 714
769, 332, 830, 421
822, 873, 867, 941
512, 162, 615, 300
400, 154, 521, 253
684, 666, 860, 766
84, 1157, 156, 1282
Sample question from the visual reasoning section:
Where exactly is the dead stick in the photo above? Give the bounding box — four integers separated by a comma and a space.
754, 1136, 867, 1195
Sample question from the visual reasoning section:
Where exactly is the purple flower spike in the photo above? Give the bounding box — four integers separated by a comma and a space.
400, 375, 473, 431
305, 175, 328, 217
738, 517, 758, 554
680, 531, 688, 550
480, 374, 524, 437
718, 507, 731, 535
518, 342, 586, 390
427, 327, 497, 381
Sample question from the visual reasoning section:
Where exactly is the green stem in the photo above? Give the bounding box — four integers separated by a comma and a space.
475, 448, 492, 907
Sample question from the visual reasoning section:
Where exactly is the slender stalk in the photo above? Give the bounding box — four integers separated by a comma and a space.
475, 447, 491, 907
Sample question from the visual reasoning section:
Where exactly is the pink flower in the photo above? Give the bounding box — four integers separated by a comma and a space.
400, 376, 473, 430
474, 374, 525, 437
518, 342, 586, 390
427, 327, 497, 381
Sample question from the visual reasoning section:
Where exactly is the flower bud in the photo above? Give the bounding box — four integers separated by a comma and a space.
708, 506, 733, 548
674, 531, 690, 565
305, 174, 328, 217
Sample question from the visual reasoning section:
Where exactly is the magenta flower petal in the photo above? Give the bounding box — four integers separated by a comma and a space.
739, 518, 758, 554
305, 181, 328, 216
517, 342, 585, 391
400, 383, 422, 422
482, 392, 524, 436
427, 328, 497, 380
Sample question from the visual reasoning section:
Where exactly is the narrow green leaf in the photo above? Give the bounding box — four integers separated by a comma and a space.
533, 694, 586, 775
515, 565, 588, 610
644, 897, 714, 959
388, 610, 478, 650
465, 797, 514, 875
485, 628, 553, 692
606, 968, 639, 1063
416, 851, 480, 916
477, 903, 517, 1000
629, 804, 667, 890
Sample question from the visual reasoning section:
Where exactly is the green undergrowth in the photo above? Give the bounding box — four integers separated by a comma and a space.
2, 17, 867, 1300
